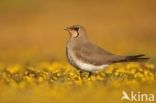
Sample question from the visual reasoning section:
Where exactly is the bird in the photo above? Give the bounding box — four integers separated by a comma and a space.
64, 25, 149, 74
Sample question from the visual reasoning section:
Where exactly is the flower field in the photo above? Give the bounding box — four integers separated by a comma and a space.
0, 62, 155, 103
0, 0, 156, 103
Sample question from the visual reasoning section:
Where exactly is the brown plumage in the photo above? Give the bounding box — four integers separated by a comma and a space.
65, 25, 149, 72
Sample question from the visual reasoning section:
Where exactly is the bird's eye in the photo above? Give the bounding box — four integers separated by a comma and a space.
73, 27, 79, 31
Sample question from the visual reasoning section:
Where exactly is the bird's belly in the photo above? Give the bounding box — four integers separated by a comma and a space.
75, 59, 109, 72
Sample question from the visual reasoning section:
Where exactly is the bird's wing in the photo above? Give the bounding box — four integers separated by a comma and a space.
73, 42, 125, 65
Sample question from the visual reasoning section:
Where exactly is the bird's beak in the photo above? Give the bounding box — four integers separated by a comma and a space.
64, 27, 70, 31
64, 28, 68, 31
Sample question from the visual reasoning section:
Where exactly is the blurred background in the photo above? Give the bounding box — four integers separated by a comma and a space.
0, 0, 156, 64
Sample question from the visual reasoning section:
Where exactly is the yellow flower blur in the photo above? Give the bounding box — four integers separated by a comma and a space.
0, 62, 155, 103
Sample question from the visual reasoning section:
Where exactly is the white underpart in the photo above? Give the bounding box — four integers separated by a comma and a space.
75, 59, 109, 72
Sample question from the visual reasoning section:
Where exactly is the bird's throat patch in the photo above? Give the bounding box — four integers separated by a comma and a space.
71, 30, 79, 38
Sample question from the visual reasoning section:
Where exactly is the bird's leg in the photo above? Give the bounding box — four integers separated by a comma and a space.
88, 72, 93, 77
79, 70, 82, 74
79, 70, 83, 79
79, 70, 93, 78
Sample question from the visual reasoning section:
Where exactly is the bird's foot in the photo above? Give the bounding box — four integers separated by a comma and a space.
88, 72, 93, 77
79, 71, 93, 79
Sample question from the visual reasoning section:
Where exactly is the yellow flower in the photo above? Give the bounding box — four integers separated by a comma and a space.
104, 67, 114, 74
145, 63, 154, 69
6, 64, 22, 74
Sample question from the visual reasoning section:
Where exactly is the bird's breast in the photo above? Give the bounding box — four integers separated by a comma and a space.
66, 43, 78, 68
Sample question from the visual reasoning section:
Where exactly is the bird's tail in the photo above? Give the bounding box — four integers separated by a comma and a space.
124, 54, 149, 62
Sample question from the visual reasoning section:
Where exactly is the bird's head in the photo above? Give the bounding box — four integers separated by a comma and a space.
64, 25, 87, 39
